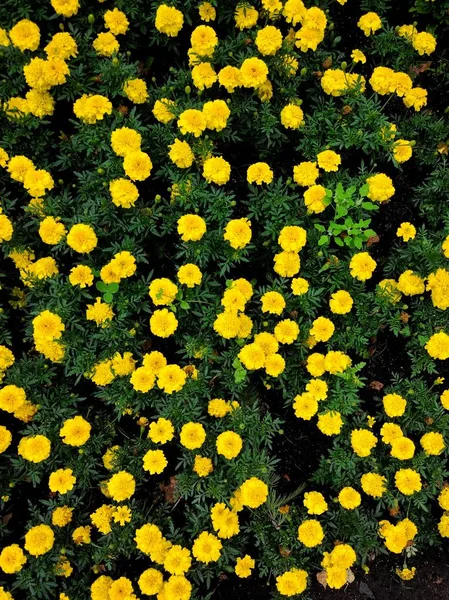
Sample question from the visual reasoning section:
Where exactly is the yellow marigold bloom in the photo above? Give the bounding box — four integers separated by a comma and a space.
23, 168, 54, 198
396, 222, 416, 241
218, 65, 242, 92
276, 568, 308, 596
383, 393, 407, 417
393, 139, 413, 163
177, 263, 202, 288
412, 31, 436, 56
193, 455, 213, 477
216, 431, 243, 459
240, 57, 268, 88
157, 364, 187, 394
123, 150, 152, 181
153, 98, 175, 124
111, 127, 141, 157
109, 178, 139, 208
198, 2, 216, 21
168, 138, 193, 169
107, 471, 135, 501
439, 514, 449, 537
317, 150, 341, 172
390, 436, 415, 460
0, 544, 27, 573
104, 8, 129, 35
51, 0, 79, 17
438, 487, 449, 510
8, 155, 34, 182
0, 425, 12, 454
148, 418, 174, 444
191, 25, 218, 57
367, 173, 395, 202
349, 252, 376, 281
149, 278, 178, 306
306, 352, 325, 377
18, 434, 50, 462
143, 448, 167, 474
396, 567, 416, 581
351, 429, 378, 457
155, 5, 183, 36
380, 422, 403, 444
4, 97, 29, 119
293, 392, 318, 420
223, 218, 252, 249
138, 569, 164, 596
191, 62, 217, 90
0, 28, 10, 47
0, 147, 9, 167
49, 468, 76, 494
235, 5, 259, 29
86, 297, 114, 326
44, 32, 77, 60
293, 162, 319, 187
29, 258, 59, 282
255, 25, 282, 56
60, 415, 91, 446
52, 506, 73, 527
39, 216, 66, 245
426, 332, 449, 360
247, 162, 273, 185
351, 49, 366, 63
397, 270, 425, 295
280, 103, 304, 129
149, 308, 178, 339
180, 422, 206, 450
202, 156, 230, 185
177, 108, 207, 137
304, 184, 327, 214
73, 94, 112, 124
329, 290, 353, 314
33, 310, 64, 341
239, 477, 268, 508
403, 87, 427, 111
24, 524, 54, 557
298, 519, 324, 547
9, 19, 40, 51
67, 223, 97, 253
395, 468, 422, 495
291, 277, 309, 296
92, 31, 119, 56
164, 575, 191, 600
321, 68, 365, 96
420, 431, 445, 455
238, 343, 266, 370
338, 487, 361, 509
361, 472, 387, 498
358, 12, 382, 36
25, 89, 54, 118
123, 78, 148, 103
304, 491, 327, 515
0, 214, 13, 242
235, 554, 255, 578
310, 316, 334, 342
274, 319, 299, 345
260, 290, 285, 315
317, 411, 343, 435
283, 0, 307, 25
177, 214, 206, 241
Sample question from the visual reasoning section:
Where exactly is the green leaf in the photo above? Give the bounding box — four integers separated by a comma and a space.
335, 237, 344, 247
234, 368, 247, 384
318, 235, 329, 246
365, 229, 377, 238
180, 301, 190, 310
96, 281, 107, 292
353, 237, 363, 249
359, 184, 370, 197
107, 283, 119, 293
314, 223, 326, 232
361, 201, 378, 211
103, 292, 113, 303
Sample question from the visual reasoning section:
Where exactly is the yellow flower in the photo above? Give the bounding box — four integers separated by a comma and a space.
261, 291, 285, 314
150, 308, 178, 338
304, 184, 327, 213
276, 568, 308, 596
317, 150, 341, 172
351, 429, 378, 457
349, 252, 376, 281
203, 156, 231, 185
59, 415, 91, 446
317, 411, 343, 435
51, 0, 79, 17
86, 297, 114, 326
169, 139, 194, 169
426, 332, 449, 360
239, 477, 268, 508
178, 109, 206, 137
395, 468, 422, 495
107, 471, 135, 501
361, 472, 387, 498
396, 222, 416, 241
216, 431, 243, 459
138, 569, 164, 596
367, 173, 395, 202
193, 455, 213, 477
191, 25, 218, 57
255, 25, 282, 55
338, 487, 361, 510
420, 431, 445, 455
157, 364, 187, 394
155, 5, 184, 37
24, 524, 54, 557
358, 12, 382, 36
39, 216, 66, 245
92, 32, 119, 57
192, 62, 217, 90
180, 422, 206, 449
235, 6, 259, 30
383, 393, 407, 417
235, 554, 255, 578
240, 57, 269, 88
9, 19, 40, 51
412, 31, 436, 56
49, 468, 76, 494
177, 214, 206, 241
280, 104, 304, 129
0, 544, 27, 573
123, 150, 152, 181
218, 65, 242, 92
177, 263, 202, 287
297, 519, 324, 547
18, 434, 51, 462
104, 8, 129, 35
199, 2, 216, 21
143, 449, 168, 474
403, 87, 427, 111
123, 78, 148, 103
67, 223, 97, 253
351, 49, 366, 63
